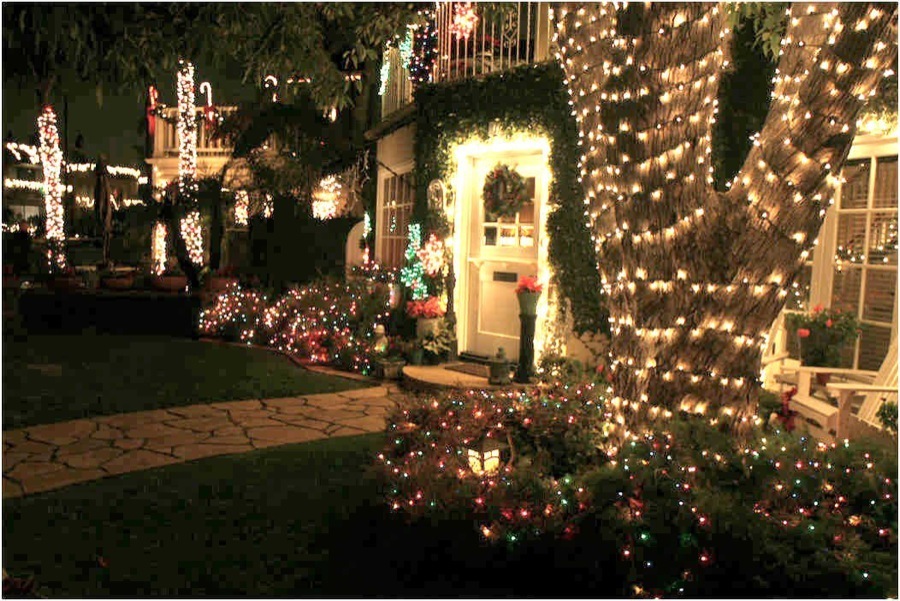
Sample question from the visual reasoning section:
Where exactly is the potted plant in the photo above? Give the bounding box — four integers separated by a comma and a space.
46, 266, 83, 292
421, 320, 454, 365
407, 296, 446, 339
151, 259, 189, 292
206, 264, 240, 293
787, 304, 860, 384
515, 275, 543, 315
99, 264, 136, 290
373, 337, 407, 380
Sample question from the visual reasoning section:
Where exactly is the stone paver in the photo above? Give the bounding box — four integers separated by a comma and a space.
3, 385, 401, 499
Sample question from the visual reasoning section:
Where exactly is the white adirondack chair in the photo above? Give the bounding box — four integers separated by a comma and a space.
784, 337, 898, 442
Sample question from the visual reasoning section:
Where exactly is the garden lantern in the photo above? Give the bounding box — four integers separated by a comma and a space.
466, 437, 507, 476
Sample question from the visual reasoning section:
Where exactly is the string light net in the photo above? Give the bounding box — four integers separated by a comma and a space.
234, 190, 249, 226
37, 105, 66, 268
554, 2, 897, 435
151, 221, 168, 275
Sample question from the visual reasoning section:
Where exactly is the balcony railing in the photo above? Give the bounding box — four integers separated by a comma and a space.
381, 46, 415, 120
153, 106, 236, 159
434, 2, 552, 84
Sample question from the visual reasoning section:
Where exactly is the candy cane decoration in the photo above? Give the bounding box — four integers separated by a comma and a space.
199, 81, 216, 125
264, 75, 278, 102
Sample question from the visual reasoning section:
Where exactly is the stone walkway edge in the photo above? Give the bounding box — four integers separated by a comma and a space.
2, 385, 399, 499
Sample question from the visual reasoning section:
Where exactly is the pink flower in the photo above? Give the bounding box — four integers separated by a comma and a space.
812, 304, 824, 314
797, 328, 811, 338
826, 319, 833, 328
516, 275, 543, 294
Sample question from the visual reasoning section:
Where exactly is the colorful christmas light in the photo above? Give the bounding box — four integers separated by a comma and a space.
400, 223, 428, 299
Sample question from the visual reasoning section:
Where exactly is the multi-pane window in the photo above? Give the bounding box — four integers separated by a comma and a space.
378, 170, 415, 269
830, 155, 898, 370
483, 176, 536, 248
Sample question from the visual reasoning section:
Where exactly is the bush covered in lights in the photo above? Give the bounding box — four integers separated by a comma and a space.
379, 385, 898, 597
199, 278, 392, 374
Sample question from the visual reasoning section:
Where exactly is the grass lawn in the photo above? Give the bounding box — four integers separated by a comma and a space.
2, 434, 571, 598
2, 332, 367, 430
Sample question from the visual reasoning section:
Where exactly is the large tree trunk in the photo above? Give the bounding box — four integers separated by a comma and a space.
554, 3, 896, 439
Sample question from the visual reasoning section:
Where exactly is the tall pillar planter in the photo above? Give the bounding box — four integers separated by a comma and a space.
514, 282, 542, 384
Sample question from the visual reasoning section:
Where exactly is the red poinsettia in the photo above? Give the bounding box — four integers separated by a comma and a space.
777, 386, 799, 432
406, 296, 446, 319
515, 275, 543, 294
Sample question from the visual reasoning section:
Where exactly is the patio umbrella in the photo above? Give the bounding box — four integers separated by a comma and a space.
94, 155, 113, 267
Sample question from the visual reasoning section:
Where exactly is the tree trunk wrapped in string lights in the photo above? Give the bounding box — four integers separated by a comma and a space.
554, 3, 896, 438
37, 105, 67, 270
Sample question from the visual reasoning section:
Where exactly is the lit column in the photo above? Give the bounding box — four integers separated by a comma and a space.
37, 105, 66, 269
177, 59, 203, 266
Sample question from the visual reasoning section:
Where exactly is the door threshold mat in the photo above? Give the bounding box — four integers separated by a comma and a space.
443, 362, 490, 378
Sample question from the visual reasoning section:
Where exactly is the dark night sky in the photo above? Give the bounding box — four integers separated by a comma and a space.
2, 60, 257, 166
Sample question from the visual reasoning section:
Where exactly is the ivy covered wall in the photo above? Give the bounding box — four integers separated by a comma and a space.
412, 61, 608, 335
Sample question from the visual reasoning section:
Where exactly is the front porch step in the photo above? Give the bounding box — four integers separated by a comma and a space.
401, 363, 532, 393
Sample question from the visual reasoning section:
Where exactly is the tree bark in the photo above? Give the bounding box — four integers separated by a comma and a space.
554, 3, 897, 438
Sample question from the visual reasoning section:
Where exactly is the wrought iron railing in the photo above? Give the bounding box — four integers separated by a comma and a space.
433, 2, 552, 84
379, 2, 552, 119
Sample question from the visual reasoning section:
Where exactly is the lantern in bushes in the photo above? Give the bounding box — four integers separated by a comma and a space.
466, 437, 508, 476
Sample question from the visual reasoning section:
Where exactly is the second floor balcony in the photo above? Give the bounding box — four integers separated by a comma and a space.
151, 106, 236, 160
381, 2, 552, 120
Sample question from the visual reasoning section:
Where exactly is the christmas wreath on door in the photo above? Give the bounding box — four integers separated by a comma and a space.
482, 164, 529, 219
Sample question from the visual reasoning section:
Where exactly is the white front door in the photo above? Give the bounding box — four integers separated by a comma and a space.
464, 153, 547, 360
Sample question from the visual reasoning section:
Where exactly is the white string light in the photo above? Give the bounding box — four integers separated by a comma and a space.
177, 59, 203, 267
37, 105, 66, 268
152, 221, 168, 275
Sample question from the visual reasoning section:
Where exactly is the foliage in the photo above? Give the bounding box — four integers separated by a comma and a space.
724, 3, 789, 60
877, 402, 898, 435
537, 353, 608, 388
406, 296, 445, 319
197, 284, 269, 344
482, 164, 529, 219
787, 305, 860, 367
420, 319, 454, 362
199, 278, 391, 375
3, 4, 419, 110
712, 9, 779, 190
413, 62, 607, 335
379, 385, 898, 597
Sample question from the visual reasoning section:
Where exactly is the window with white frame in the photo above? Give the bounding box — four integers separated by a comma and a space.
826, 154, 898, 370
378, 170, 415, 269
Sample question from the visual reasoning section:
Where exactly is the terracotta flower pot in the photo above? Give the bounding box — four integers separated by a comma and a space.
206, 276, 239, 293
47, 274, 82, 292
151, 275, 188, 292
101, 274, 135, 290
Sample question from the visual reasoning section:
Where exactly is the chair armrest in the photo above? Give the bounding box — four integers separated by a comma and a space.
825, 383, 898, 394
797, 366, 879, 377
761, 352, 790, 367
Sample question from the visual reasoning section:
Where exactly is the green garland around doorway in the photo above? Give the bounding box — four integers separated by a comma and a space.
413, 61, 608, 335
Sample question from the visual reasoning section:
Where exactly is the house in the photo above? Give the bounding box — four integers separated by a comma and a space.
3, 140, 144, 231
369, 3, 897, 392
145, 105, 245, 194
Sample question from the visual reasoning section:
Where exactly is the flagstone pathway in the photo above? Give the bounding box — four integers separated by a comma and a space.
2, 385, 401, 499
